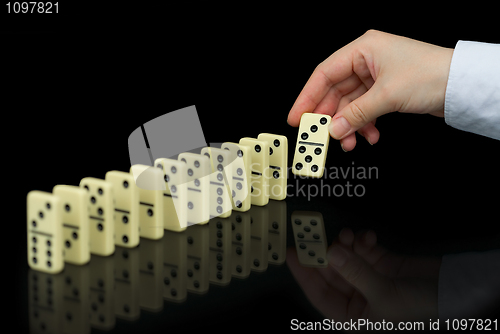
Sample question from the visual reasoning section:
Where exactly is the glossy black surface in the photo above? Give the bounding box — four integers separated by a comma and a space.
8, 6, 500, 333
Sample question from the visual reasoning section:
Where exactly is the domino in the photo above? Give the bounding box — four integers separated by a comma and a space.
267, 200, 287, 265
201, 147, 232, 218
291, 211, 328, 267
52, 185, 90, 265
220, 142, 251, 212
130, 165, 164, 240
208, 217, 232, 286
27, 191, 64, 274
105, 171, 140, 248
178, 152, 210, 225
79, 177, 115, 256
239, 137, 270, 206
292, 113, 332, 178
185, 224, 210, 294
155, 158, 188, 232
257, 133, 288, 200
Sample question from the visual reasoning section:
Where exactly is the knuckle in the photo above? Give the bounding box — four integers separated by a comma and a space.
363, 29, 380, 38
347, 101, 370, 126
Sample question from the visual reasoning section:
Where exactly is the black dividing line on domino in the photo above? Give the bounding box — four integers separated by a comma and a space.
30, 230, 53, 237
115, 208, 130, 214
270, 165, 280, 170
187, 188, 201, 192
251, 171, 262, 176
63, 223, 79, 229
298, 141, 324, 147
140, 202, 154, 207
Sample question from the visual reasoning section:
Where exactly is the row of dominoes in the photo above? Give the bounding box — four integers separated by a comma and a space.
26, 133, 289, 274
28, 204, 288, 332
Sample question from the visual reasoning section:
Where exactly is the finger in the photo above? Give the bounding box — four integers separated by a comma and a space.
353, 230, 378, 258
338, 227, 355, 247
357, 121, 380, 145
329, 82, 393, 140
327, 244, 390, 301
287, 40, 369, 127
340, 133, 356, 152
314, 74, 364, 116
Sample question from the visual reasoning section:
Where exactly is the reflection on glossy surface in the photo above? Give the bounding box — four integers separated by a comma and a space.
287, 226, 500, 329
28, 200, 287, 332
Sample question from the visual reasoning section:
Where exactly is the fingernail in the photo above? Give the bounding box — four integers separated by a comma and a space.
367, 137, 373, 145
329, 116, 351, 139
327, 246, 348, 268
340, 142, 347, 152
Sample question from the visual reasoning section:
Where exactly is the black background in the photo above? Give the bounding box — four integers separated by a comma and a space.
4, 3, 500, 333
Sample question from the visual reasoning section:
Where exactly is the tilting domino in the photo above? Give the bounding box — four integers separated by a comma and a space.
221, 142, 251, 212
178, 153, 210, 225
27, 191, 64, 273
105, 171, 140, 248
239, 137, 270, 206
79, 177, 115, 256
292, 113, 332, 178
53, 185, 91, 265
257, 133, 288, 200
201, 147, 232, 219
155, 158, 188, 232
130, 165, 164, 240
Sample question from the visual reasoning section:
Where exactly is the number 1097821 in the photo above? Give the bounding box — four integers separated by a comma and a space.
6, 2, 58, 13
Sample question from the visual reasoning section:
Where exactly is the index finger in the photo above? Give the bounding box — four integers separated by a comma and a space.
287, 41, 359, 127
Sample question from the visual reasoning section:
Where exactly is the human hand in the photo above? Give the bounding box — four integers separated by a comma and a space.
286, 228, 442, 325
287, 30, 454, 151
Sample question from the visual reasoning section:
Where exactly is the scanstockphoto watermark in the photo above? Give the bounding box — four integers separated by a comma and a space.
286, 162, 379, 199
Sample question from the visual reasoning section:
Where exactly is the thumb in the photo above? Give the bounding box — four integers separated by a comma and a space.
329, 85, 392, 140
327, 244, 389, 301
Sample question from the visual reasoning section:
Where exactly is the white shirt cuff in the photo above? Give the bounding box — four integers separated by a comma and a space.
444, 40, 500, 141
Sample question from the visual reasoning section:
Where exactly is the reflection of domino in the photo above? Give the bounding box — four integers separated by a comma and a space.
291, 211, 328, 268
128, 105, 207, 167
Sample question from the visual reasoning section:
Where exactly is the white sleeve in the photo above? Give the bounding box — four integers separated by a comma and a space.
444, 40, 500, 141
438, 249, 500, 319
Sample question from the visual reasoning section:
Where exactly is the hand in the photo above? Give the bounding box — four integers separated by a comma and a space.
286, 228, 442, 325
287, 30, 454, 151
